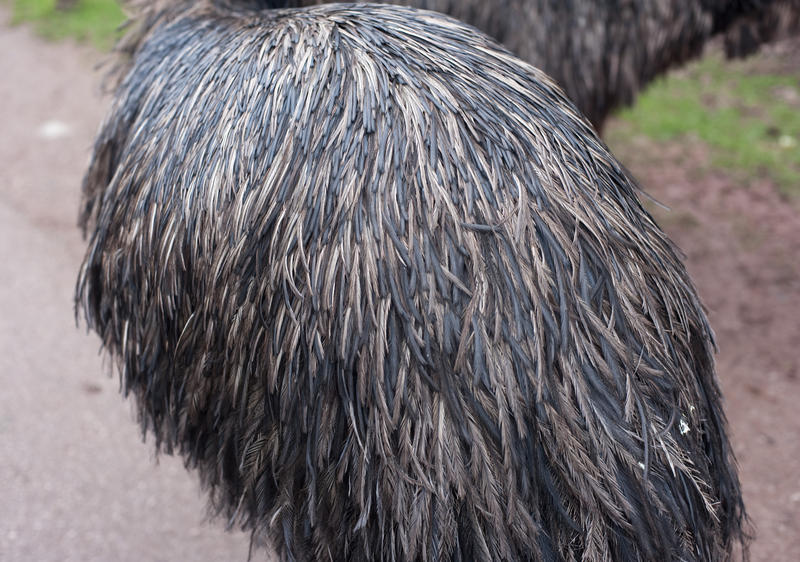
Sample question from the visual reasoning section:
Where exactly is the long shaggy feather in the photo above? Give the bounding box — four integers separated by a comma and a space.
78, 2, 747, 560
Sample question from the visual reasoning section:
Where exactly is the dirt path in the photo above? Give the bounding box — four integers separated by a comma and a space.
0, 6, 797, 561
607, 135, 800, 560
0, 8, 258, 561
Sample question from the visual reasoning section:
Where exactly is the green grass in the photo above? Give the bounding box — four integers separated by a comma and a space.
610, 54, 800, 197
8, 0, 125, 50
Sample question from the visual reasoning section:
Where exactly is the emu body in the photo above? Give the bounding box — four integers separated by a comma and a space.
79, 2, 747, 560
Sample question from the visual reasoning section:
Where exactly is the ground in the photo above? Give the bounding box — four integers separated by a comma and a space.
0, 8, 257, 560
606, 138, 800, 561
604, 40, 800, 559
0, 6, 798, 560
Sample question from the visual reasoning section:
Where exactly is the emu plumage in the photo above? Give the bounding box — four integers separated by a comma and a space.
78, 2, 747, 560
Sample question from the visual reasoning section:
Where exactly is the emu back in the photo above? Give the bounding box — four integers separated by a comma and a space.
78, 3, 747, 560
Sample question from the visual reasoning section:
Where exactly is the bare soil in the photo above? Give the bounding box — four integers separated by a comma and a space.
607, 84, 800, 562
0, 9, 256, 561
1, 7, 798, 561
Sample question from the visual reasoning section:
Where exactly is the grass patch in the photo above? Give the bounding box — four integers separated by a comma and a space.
8, 0, 125, 50
611, 54, 800, 197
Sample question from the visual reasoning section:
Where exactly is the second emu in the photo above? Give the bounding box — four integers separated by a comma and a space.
78, 1, 748, 560
114, 1, 799, 129
304, 0, 793, 128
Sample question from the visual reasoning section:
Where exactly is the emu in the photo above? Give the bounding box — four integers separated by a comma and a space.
78, 1, 748, 560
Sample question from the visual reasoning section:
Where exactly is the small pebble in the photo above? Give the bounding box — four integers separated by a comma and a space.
778, 134, 797, 149
37, 120, 72, 139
